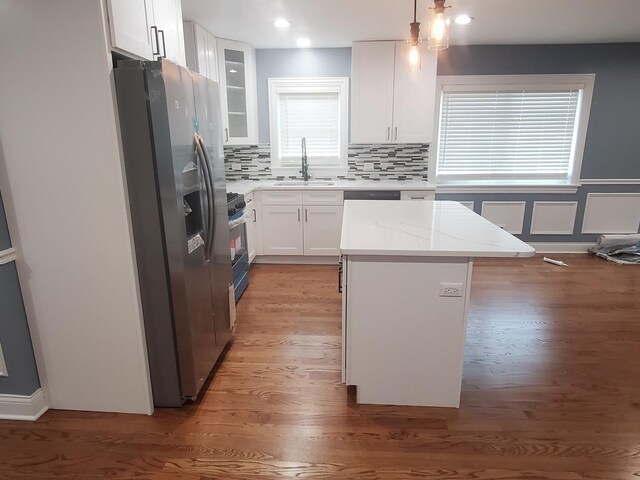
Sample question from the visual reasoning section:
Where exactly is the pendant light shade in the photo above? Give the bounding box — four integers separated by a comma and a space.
407, 0, 421, 69
428, 0, 449, 50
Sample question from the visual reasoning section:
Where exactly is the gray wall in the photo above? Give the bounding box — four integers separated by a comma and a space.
435, 44, 640, 242
437, 43, 640, 179
253, 43, 639, 242
0, 192, 40, 396
255, 48, 352, 143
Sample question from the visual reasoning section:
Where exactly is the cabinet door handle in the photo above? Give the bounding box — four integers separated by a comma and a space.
225, 128, 229, 142
297, 209, 301, 222
150, 26, 160, 56
252, 208, 257, 222
386, 126, 390, 142
305, 209, 308, 222
338, 258, 343, 293
158, 29, 167, 58
394, 126, 398, 141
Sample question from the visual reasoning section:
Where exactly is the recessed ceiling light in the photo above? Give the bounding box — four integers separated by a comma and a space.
274, 18, 290, 29
296, 37, 311, 48
229, 69, 237, 73
454, 14, 473, 25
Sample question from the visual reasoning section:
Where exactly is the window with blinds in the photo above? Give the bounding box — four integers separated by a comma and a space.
436, 77, 593, 184
278, 91, 340, 163
269, 77, 349, 171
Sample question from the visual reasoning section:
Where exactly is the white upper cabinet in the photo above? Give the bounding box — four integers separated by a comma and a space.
351, 41, 396, 144
151, 0, 186, 65
351, 41, 438, 144
217, 38, 259, 145
107, 0, 185, 66
107, 0, 155, 60
183, 21, 218, 81
392, 42, 438, 143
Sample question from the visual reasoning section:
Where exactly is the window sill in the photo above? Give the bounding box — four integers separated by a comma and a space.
435, 180, 580, 194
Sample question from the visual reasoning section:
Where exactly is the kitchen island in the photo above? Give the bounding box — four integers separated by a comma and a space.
340, 200, 535, 407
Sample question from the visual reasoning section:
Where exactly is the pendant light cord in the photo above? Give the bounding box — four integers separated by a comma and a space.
414, 0, 417, 22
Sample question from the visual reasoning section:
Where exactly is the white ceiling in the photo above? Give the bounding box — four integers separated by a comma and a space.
181, 0, 640, 49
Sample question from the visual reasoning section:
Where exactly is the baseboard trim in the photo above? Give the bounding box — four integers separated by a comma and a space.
253, 255, 340, 265
0, 247, 16, 265
0, 388, 48, 421
528, 242, 595, 253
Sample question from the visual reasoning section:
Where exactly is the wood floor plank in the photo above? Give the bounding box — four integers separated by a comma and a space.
0, 255, 639, 479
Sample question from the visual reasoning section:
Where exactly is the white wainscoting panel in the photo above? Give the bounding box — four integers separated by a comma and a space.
481, 201, 526, 234
582, 193, 640, 234
530, 202, 578, 235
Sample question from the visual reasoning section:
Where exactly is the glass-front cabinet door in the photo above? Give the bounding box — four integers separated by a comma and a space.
217, 38, 258, 145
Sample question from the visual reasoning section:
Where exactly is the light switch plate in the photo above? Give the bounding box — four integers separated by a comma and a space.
0, 340, 7, 377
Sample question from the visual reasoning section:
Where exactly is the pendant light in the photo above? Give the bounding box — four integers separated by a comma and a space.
407, 0, 421, 69
428, 0, 449, 50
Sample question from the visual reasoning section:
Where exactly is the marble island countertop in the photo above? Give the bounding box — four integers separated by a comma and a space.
340, 200, 535, 258
227, 179, 436, 196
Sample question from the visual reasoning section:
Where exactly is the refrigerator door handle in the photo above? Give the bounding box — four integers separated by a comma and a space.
194, 135, 214, 261
196, 135, 217, 261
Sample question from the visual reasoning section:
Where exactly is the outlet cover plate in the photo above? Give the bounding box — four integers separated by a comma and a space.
439, 283, 464, 297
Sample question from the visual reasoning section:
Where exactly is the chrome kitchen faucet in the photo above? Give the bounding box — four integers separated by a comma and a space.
300, 137, 310, 181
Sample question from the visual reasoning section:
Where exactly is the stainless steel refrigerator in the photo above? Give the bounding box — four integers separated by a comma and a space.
114, 59, 232, 407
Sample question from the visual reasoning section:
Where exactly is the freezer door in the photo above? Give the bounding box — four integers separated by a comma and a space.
192, 73, 233, 354
147, 60, 219, 400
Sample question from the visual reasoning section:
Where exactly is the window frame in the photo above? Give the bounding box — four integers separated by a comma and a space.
268, 77, 349, 176
432, 74, 595, 190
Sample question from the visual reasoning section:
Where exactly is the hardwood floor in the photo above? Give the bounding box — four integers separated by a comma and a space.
1, 255, 639, 479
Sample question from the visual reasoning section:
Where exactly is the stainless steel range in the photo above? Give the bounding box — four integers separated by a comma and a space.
227, 192, 249, 303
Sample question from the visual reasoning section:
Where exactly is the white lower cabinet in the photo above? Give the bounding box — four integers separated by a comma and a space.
261, 205, 304, 255
303, 206, 344, 256
259, 190, 344, 258
255, 189, 435, 260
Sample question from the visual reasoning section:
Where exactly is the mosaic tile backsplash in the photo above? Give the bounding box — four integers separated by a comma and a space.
224, 144, 430, 182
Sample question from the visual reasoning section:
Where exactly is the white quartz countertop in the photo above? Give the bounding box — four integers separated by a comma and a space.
340, 200, 536, 258
227, 180, 436, 196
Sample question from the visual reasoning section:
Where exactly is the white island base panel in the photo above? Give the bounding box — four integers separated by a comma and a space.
343, 255, 473, 407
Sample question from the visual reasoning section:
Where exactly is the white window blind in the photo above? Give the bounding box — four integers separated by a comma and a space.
269, 77, 349, 172
437, 85, 583, 181
277, 91, 341, 164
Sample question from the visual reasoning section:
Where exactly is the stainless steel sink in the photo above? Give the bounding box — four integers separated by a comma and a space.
273, 180, 335, 186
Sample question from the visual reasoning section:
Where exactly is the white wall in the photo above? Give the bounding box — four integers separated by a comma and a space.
0, 0, 153, 414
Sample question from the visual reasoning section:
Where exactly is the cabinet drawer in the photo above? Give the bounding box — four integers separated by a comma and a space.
401, 191, 435, 201
302, 190, 343, 206
261, 190, 303, 205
